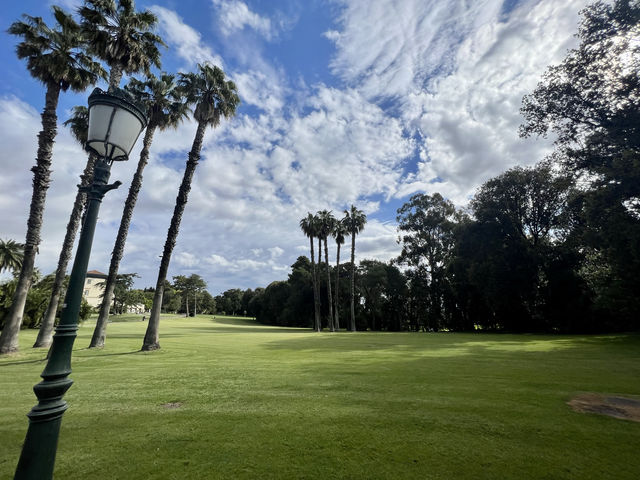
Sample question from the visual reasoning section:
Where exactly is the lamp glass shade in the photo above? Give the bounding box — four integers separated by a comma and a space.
86, 89, 147, 161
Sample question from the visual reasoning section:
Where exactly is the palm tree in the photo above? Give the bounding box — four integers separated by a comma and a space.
343, 205, 367, 332
0, 7, 105, 355
89, 73, 188, 348
142, 63, 240, 351
0, 240, 25, 274
79, 0, 164, 91
34, 107, 97, 348
317, 210, 336, 331
300, 213, 321, 332
332, 218, 349, 331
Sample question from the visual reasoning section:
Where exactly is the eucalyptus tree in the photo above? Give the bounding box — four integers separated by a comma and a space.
0, 7, 105, 355
34, 107, 97, 348
332, 218, 349, 331
300, 213, 321, 332
343, 205, 367, 331
317, 210, 336, 331
142, 63, 240, 351
0, 240, 24, 274
79, 0, 164, 91
90, 73, 188, 348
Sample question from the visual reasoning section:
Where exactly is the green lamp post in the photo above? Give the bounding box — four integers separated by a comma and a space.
14, 88, 147, 480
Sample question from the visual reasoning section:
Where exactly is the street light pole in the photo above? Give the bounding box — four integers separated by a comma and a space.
14, 88, 147, 480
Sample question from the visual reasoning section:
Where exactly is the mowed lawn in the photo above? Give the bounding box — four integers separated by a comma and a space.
1, 316, 639, 479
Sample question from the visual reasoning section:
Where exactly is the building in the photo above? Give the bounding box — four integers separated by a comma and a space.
83, 270, 107, 308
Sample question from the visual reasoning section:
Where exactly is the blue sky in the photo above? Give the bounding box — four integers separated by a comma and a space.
0, 0, 591, 294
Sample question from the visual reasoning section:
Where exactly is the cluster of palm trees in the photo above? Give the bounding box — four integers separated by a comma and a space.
0, 1, 239, 354
299, 205, 367, 332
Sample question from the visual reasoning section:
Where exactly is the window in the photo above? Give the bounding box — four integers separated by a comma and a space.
84, 290, 89, 296
87, 279, 92, 284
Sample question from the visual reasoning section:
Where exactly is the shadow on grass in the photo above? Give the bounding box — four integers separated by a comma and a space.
0, 356, 48, 367
261, 331, 640, 357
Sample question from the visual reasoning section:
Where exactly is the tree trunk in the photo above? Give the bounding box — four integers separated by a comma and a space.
0, 84, 60, 354
349, 230, 356, 332
90, 126, 156, 348
193, 293, 197, 316
34, 153, 96, 348
324, 237, 334, 332
108, 66, 124, 92
185, 292, 190, 317
310, 237, 320, 332
142, 122, 206, 351
334, 243, 341, 331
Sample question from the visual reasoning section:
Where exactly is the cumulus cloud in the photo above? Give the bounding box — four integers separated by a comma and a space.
150, 5, 224, 68
212, 0, 275, 40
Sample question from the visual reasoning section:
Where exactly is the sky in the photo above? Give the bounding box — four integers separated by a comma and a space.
0, 0, 592, 295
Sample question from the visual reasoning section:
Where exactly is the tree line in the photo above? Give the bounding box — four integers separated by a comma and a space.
0, 0, 240, 355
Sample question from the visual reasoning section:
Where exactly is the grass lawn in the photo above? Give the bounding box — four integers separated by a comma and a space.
1, 315, 639, 479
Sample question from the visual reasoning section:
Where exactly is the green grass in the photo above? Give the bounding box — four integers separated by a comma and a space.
1, 316, 639, 479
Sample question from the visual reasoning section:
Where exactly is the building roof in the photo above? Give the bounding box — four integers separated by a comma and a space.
86, 270, 108, 278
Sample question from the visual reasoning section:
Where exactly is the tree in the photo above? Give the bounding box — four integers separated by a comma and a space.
109, 273, 138, 314
185, 274, 207, 316
520, 0, 640, 328
79, 0, 164, 91
34, 106, 97, 348
300, 213, 321, 331
332, 218, 349, 331
397, 193, 460, 330
0, 240, 24, 274
343, 205, 367, 331
0, 6, 104, 355
316, 210, 336, 331
142, 63, 239, 351
90, 73, 187, 348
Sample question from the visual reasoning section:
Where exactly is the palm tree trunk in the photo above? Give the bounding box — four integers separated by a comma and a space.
324, 237, 334, 332
142, 122, 206, 351
334, 243, 341, 331
34, 153, 96, 348
350, 231, 356, 332
0, 84, 60, 354
90, 125, 156, 348
108, 66, 124, 92
185, 292, 190, 317
310, 237, 320, 332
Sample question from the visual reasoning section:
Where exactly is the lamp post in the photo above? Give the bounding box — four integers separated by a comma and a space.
14, 88, 147, 480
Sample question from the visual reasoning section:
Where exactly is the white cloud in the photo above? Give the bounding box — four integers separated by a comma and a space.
212, 0, 274, 40
326, 0, 591, 204
150, 5, 224, 68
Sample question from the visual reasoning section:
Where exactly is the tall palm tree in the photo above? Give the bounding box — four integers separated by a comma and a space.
300, 213, 321, 332
89, 73, 188, 348
79, 0, 164, 91
34, 107, 97, 348
317, 210, 336, 331
0, 240, 25, 274
0, 7, 105, 355
332, 218, 349, 331
343, 205, 367, 332
142, 63, 239, 351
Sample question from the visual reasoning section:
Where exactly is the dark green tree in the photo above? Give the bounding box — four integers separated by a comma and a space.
299, 213, 321, 331
143, 63, 239, 351
343, 205, 367, 331
79, 0, 164, 91
90, 73, 188, 348
316, 210, 336, 331
0, 6, 105, 354
35, 106, 97, 348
